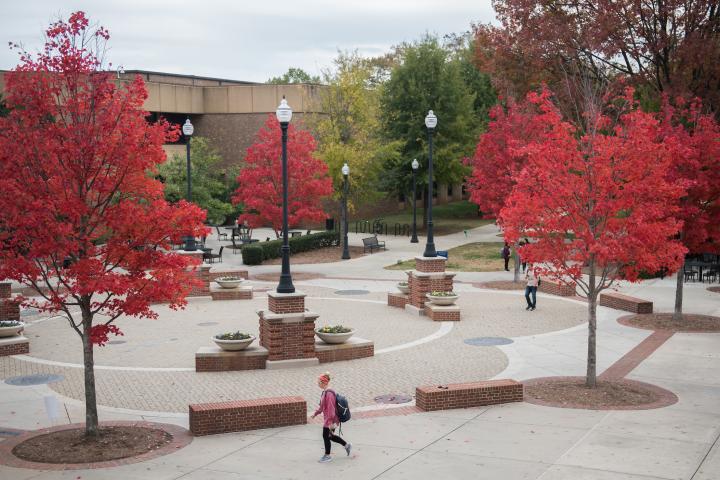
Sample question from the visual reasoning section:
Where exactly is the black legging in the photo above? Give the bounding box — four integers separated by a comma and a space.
323, 427, 346, 454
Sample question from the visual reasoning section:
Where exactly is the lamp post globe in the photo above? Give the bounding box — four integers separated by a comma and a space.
182, 118, 196, 251
276, 97, 295, 293
423, 110, 437, 257
410, 159, 419, 243
341, 163, 350, 259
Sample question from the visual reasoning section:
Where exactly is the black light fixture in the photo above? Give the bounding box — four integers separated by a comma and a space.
341, 163, 350, 260
423, 110, 437, 257
410, 158, 419, 243
275, 97, 295, 293
182, 118, 196, 251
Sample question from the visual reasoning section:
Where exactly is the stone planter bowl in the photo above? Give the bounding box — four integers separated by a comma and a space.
213, 334, 255, 351
315, 329, 355, 345
215, 278, 245, 289
0, 322, 24, 338
426, 294, 459, 306
397, 283, 410, 294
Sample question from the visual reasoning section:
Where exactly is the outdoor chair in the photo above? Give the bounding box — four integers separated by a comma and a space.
230, 238, 243, 254
215, 226, 228, 241
704, 269, 718, 283
204, 246, 223, 264
684, 268, 698, 282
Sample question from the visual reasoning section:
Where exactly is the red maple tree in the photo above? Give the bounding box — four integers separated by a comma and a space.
0, 12, 207, 436
233, 115, 332, 236
498, 89, 686, 387
660, 98, 720, 320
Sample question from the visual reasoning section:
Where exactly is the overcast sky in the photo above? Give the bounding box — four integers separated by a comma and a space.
1, 1, 496, 82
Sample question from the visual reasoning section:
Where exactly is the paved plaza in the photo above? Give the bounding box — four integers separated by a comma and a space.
1, 224, 719, 479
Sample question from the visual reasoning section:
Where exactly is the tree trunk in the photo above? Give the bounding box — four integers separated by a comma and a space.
586, 265, 597, 388
673, 261, 684, 322
513, 242, 520, 283
81, 308, 99, 437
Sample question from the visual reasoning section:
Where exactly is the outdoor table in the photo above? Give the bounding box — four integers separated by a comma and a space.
686, 261, 718, 282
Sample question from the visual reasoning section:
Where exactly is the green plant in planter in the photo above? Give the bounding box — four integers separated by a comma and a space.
215, 331, 252, 340
429, 291, 456, 297
0, 320, 22, 327
398, 282, 408, 286
317, 325, 353, 334
216, 276, 242, 282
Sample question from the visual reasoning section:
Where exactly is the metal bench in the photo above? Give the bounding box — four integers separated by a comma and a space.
362, 235, 386, 253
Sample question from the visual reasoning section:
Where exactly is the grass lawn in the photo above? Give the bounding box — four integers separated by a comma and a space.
353, 201, 494, 236
385, 242, 506, 271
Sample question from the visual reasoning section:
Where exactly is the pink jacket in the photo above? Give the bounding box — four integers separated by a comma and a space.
314, 389, 339, 428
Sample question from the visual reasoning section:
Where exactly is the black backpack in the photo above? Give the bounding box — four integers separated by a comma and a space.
325, 389, 351, 424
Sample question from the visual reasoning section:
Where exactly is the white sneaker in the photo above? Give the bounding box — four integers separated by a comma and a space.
345, 443, 352, 456
318, 455, 332, 463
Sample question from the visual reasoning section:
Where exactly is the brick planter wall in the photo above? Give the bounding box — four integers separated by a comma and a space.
195, 346, 268, 372
416, 379, 523, 411
189, 397, 307, 436
315, 339, 374, 363
415, 256, 447, 273
0, 337, 29, 357
599, 292, 653, 314
387, 292, 409, 309
408, 272, 455, 309
210, 286, 253, 301
188, 265, 212, 297
424, 304, 461, 321
539, 280, 576, 297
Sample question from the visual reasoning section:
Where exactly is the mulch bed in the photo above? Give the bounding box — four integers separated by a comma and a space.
523, 376, 677, 410
618, 313, 720, 332
708, 286, 720, 294
12, 426, 170, 464
252, 271, 325, 282
474, 280, 526, 291
263, 245, 367, 266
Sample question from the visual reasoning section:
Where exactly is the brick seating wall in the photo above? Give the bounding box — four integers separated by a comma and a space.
189, 397, 307, 436
0, 340, 29, 357
387, 292, 408, 308
599, 292, 653, 314
416, 379, 523, 411
259, 318, 316, 361
195, 352, 267, 372
538, 280, 576, 297
210, 289, 252, 301
316, 344, 374, 363
424, 305, 460, 321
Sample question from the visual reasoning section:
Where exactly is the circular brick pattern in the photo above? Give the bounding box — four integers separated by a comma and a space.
523, 376, 678, 410
0, 421, 192, 470
708, 286, 720, 294
374, 394, 413, 404
618, 313, 720, 332
5, 374, 64, 386
464, 337, 514, 346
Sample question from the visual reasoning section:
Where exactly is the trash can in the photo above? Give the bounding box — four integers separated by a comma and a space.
437, 250, 448, 259
325, 218, 335, 231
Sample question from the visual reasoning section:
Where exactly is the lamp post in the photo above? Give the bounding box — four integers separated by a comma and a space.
182, 118, 196, 251
423, 110, 437, 257
410, 158, 419, 243
276, 97, 295, 293
341, 163, 350, 259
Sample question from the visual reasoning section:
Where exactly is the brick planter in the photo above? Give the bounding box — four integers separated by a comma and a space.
416, 379, 523, 411
387, 292, 409, 309
188, 265, 212, 297
210, 285, 253, 301
0, 336, 29, 357
268, 291, 306, 314
424, 304, 461, 321
195, 345, 268, 372
539, 280, 576, 297
415, 256, 447, 273
189, 397, 307, 436
600, 292, 653, 314
315, 337, 374, 363
407, 271, 455, 309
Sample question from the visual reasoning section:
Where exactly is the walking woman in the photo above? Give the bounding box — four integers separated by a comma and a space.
525, 265, 539, 311
312, 372, 351, 463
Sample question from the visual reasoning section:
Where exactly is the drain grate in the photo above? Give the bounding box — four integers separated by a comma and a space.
197, 322, 219, 326
5, 374, 64, 386
334, 290, 370, 295
464, 337, 513, 347
374, 394, 413, 405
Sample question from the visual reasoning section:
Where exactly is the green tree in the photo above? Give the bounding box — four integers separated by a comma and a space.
267, 67, 320, 84
159, 137, 238, 225
379, 35, 478, 199
314, 51, 402, 211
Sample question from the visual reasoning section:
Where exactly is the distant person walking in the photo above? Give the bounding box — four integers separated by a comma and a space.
312, 372, 351, 463
525, 266, 539, 311
501, 242, 511, 271
520, 237, 530, 273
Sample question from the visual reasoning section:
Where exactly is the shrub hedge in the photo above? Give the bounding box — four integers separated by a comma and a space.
241, 231, 339, 264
